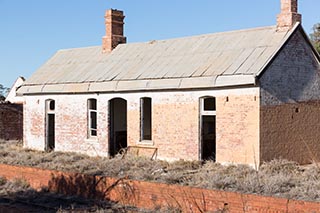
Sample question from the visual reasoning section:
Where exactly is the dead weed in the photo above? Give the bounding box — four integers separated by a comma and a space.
1, 140, 320, 201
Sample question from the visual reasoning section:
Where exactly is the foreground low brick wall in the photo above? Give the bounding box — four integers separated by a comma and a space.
0, 164, 319, 212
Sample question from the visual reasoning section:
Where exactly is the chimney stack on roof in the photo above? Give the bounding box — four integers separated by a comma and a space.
277, 0, 302, 31
102, 9, 127, 53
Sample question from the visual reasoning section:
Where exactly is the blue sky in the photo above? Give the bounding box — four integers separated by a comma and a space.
0, 0, 319, 88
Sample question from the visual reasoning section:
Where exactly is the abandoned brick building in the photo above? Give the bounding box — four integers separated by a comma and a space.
18, 0, 320, 166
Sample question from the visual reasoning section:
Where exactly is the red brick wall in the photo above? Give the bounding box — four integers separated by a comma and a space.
23, 95, 109, 156
260, 28, 320, 164
126, 89, 260, 163
0, 164, 319, 212
0, 103, 23, 140
216, 93, 260, 166
127, 94, 199, 161
24, 89, 260, 164
260, 101, 320, 164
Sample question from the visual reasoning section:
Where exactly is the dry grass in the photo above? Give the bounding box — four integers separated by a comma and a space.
0, 177, 29, 202
1, 140, 320, 202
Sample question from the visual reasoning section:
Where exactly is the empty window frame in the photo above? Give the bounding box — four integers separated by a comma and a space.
140, 97, 152, 141
48, 100, 55, 111
203, 97, 216, 111
88, 99, 97, 137
200, 97, 216, 116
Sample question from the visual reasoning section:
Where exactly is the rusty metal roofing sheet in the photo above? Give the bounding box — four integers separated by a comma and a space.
20, 24, 296, 94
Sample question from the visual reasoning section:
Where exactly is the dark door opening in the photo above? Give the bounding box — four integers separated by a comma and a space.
109, 98, 127, 157
200, 97, 216, 161
46, 113, 55, 151
201, 115, 216, 161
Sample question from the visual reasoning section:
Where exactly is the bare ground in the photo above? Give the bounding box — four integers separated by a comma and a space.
1, 140, 320, 203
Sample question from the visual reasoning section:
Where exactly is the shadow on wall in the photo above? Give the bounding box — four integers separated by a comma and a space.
3, 164, 319, 212
46, 173, 227, 212
0, 180, 132, 212
47, 173, 138, 206
48, 173, 98, 199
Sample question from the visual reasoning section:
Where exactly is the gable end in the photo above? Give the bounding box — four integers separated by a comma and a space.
259, 24, 320, 106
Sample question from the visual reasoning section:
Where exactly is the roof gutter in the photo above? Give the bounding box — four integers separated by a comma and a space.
17, 74, 257, 96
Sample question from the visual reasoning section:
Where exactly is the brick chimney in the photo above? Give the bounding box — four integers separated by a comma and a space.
102, 9, 127, 53
277, 0, 302, 31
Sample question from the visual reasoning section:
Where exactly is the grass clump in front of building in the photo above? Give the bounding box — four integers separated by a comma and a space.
1, 140, 320, 202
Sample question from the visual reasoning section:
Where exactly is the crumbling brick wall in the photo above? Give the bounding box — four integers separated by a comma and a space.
260, 29, 320, 164
0, 102, 23, 140
23, 88, 260, 165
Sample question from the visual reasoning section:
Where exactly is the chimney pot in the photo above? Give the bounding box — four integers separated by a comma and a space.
277, 0, 301, 31
102, 9, 127, 53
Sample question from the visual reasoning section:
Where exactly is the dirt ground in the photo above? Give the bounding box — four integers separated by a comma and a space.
1, 140, 320, 203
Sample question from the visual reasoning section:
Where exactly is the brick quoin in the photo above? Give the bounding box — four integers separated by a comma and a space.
0, 164, 319, 212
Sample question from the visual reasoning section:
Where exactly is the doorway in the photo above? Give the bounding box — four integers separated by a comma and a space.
109, 98, 127, 157
45, 100, 55, 151
200, 97, 216, 161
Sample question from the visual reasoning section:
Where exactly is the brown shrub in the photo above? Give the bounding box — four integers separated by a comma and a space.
2, 140, 320, 201
0, 176, 6, 186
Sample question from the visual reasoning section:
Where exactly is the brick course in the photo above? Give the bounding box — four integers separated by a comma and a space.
0, 164, 319, 212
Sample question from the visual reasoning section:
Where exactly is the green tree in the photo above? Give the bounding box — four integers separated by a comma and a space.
310, 23, 320, 54
0, 84, 9, 100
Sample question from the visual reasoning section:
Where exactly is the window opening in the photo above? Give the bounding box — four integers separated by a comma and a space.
88, 99, 97, 137
47, 100, 55, 113
204, 97, 216, 111
49, 100, 55, 110
140, 97, 152, 141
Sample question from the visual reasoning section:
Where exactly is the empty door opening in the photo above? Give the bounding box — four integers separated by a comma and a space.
46, 100, 55, 151
109, 98, 127, 157
200, 97, 216, 161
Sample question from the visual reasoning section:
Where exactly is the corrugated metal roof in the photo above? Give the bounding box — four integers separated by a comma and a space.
20, 24, 296, 94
